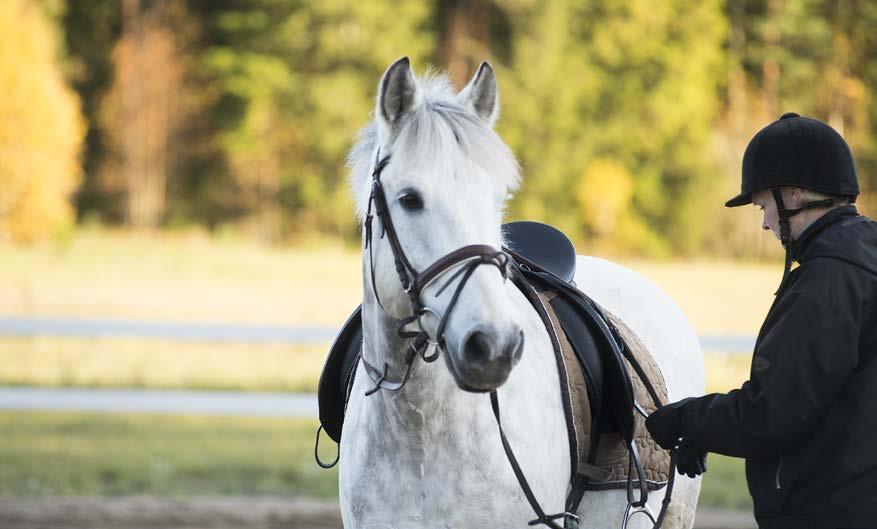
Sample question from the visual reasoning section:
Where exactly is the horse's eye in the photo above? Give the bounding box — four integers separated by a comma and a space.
397, 190, 423, 211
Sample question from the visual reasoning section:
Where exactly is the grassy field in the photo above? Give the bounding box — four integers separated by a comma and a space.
0, 231, 762, 508
0, 229, 761, 393
0, 336, 326, 393
0, 228, 780, 333
0, 336, 751, 393
700, 455, 752, 511
0, 410, 749, 510
0, 229, 363, 326
0, 412, 338, 498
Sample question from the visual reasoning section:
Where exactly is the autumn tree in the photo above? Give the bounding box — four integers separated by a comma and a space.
97, 0, 196, 229
0, 0, 84, 242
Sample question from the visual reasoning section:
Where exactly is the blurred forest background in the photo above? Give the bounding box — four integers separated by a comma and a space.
9, 1, 874, 515
4, 0, 875, 258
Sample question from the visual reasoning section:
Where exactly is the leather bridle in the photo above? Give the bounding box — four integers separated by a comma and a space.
361, 148, 510, 395
359, 149, 675, 529
362, 149, 576, 528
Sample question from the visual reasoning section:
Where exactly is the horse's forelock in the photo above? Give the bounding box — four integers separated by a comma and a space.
348, 72, 520, 223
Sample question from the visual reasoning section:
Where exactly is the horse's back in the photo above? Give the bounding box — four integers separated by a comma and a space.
573, 256, 704, 405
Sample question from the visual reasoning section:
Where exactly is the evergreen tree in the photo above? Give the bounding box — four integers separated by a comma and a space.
195, 0, 435, 239
498, 0, 727, 255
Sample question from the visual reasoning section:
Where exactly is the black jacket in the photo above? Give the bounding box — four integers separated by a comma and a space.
680, 206, 877, 528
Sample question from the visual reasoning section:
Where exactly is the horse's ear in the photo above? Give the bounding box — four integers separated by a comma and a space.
376, 57, 422, 140
458, 61, 499, 127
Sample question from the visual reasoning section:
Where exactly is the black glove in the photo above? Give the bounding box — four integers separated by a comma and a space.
674, 437, 708, 478
645, 397, 696, 450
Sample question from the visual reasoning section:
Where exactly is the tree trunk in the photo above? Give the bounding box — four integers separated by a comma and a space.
762, 0, 782, 118
436, 0, 491, 88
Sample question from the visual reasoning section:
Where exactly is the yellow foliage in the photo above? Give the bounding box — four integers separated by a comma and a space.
0, 0, 84, 243
576, 158, 633, 237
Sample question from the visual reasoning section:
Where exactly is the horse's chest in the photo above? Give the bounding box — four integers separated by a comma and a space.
340, 424, 541, 529
343, 467, 530, 529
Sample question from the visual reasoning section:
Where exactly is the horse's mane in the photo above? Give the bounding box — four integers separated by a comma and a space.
348, 72, 520, 222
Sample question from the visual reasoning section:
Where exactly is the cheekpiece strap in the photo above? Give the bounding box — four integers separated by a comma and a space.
360, 148, 511, 396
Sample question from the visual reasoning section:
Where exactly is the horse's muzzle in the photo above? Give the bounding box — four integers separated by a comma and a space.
448, 326, 524, 392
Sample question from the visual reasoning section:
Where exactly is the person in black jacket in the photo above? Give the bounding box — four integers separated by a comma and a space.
646, 112, 877, 529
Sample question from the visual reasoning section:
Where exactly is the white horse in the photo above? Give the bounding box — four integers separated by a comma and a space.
340, 57, 705, 529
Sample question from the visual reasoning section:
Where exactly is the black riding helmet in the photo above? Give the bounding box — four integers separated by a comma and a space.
726, 112, 859, 208
727, 113, 860, 290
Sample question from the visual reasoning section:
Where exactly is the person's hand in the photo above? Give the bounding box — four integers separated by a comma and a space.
675, 437, 708, 478
645, 397, 696, 450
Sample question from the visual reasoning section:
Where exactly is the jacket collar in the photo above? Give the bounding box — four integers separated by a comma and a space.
792, 205, 859, 262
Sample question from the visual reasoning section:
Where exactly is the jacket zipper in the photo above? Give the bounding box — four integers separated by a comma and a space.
775, 454, 784, 490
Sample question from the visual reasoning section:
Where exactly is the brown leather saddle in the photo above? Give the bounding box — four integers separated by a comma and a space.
318, 221, 636, 449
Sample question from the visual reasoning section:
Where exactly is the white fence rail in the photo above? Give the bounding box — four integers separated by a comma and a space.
0, 316, 756, 353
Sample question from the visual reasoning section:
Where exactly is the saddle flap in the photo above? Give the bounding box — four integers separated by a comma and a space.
317, 305, 363, 443
520, 268, 637, 445
595, 325, 636, 443
548, 295, 603, 415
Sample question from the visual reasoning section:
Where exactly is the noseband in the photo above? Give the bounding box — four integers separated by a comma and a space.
362, 149, 509, 395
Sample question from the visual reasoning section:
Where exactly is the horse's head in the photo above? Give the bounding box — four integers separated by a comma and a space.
349, 57, 524, 392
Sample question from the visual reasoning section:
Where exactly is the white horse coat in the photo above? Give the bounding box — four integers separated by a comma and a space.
339, 57, 705, 529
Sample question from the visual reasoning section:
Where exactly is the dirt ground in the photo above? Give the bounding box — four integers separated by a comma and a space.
0, 496, 342, 529
0, 497, 756, 529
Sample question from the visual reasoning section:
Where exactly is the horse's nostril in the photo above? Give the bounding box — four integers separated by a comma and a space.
462, 330, 493, 365
462, 328, 523, 366
505, 329, 524, 359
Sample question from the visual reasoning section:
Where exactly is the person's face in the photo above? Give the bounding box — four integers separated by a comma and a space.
752, 189, 780, 240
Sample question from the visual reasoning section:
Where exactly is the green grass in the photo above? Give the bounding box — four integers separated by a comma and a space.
700, 454, 752, 511
0, 228, 363, 326
0, 410, 750, 510
0, 336, 326, 393
0, 229, 779, 333
0, 337, 751, 394
0, 232, 760, 508
0, 230, 767, 396
0, 411, 338, 498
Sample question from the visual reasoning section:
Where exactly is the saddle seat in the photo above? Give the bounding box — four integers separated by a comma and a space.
503, 221, 577, 285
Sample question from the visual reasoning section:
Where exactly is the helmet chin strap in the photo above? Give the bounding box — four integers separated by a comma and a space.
770, 188, 838, 294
